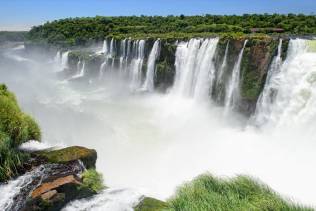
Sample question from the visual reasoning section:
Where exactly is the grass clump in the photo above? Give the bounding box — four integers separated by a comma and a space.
80, 169, 104, 193
168, 174, 312, 211
0, 84, 41, 146
0, 84, 41, 181
0, 137, 30, 182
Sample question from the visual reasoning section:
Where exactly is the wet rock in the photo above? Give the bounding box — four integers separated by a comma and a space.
35, 146, 97, 169
134, 197, 169, 211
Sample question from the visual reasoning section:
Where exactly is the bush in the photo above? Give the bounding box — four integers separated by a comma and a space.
0, 84, 41, 146
80, 169, 104, 193
168, 174, 312, 211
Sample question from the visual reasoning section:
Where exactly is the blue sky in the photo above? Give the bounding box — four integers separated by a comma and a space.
0, 0, 315, 31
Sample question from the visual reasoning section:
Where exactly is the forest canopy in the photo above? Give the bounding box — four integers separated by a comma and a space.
27, 14, 316, 46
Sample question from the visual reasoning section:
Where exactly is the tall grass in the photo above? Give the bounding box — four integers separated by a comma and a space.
0, 137, 29, 182
168, 174, 313, 211
0, 84, 41, 182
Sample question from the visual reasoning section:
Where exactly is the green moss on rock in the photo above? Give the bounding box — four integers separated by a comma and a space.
135, 197, 169, 211
37, 146, 97, 169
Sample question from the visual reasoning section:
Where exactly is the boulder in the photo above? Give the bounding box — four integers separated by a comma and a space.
35, 146, 97, 169
134, 197, 169, 211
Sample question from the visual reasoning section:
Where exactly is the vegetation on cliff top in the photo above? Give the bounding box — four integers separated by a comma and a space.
27, 14, 316, 46
0, 31, 27, 44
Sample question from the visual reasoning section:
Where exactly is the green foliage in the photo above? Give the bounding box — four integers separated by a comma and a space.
0, 84, 41, 146
168, 174, 312, 211
28, 14, 316, 47
0, 31, 27, 43
135, 197, 169, 211
80, 169, 104, 193
0, 138, 30, 182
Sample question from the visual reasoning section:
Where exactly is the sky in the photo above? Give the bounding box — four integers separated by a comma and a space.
0, 0, 315, 31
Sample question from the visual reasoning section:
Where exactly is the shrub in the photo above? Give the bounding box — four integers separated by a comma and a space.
81, 169, 104, 193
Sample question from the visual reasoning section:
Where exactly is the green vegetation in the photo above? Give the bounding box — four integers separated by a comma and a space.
0, 31, 27, 43
167, 174, 312, 211
28, 14, 316, 47
0, 84, 41, 181
0, 84, 41, 146
135, 197, 169, 211
80, 169, 104, 193
0, 138, 30, 181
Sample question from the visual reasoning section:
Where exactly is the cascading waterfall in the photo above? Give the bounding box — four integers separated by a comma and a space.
54, 51, 61, 64
99, 38, 147, 87
129, 40, 146, 90
256, 39, 316, 129
61, 51, 70, 70
215, 41, 229, 101
253, 39, 283, 126
142, 40, 160, 91
172, 38, 219, 100
224, 40, 248, 113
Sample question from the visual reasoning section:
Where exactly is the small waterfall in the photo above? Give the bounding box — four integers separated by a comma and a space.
215, 41, 229, 101
224, 40, 248, 113
253, 39, 283, 125
172, 38, 219, 100
130, 40, 146, 90
54, 51, 61, 64
72, 61, 85, 79
119, 39, 127, 72
257, 39, 316, 129
142, 40, 160, 91
61, 51, 70, 70
102, 40, 108, 54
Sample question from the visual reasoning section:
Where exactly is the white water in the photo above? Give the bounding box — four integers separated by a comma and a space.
61, 51, 70, 70
0, 166, 45, 210
224, 40, 248, 113
130, 40, 145, 90
253, 39, 283, 126
1, 39, 316, 209
63, 188, 142, 211
142, 40, 160, 91
172, 38, 219, 100
259, 39, 316, 131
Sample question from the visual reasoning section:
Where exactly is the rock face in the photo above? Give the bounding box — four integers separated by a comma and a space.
35, 146, 97, 169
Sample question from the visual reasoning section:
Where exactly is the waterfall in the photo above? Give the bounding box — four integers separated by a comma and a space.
54, 51, 61, 64
215, 41, 229, 101
172, 38, 219, 100
102, 40, 108, 54
142, 40, 160, 91
224, 40, 248, 113
253, 39, 283, 125
256, 39, 316, 129
130, 40, 146, 90
119, 39, 127, 72
61, 51, 70, 70
72, 61, 85, 79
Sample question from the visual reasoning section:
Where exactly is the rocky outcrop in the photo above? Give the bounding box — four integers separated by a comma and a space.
35, 146, 97, 169
5, 146, 101, 211
134, 197, 169, 211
